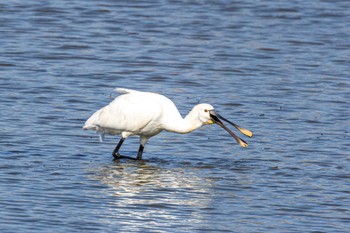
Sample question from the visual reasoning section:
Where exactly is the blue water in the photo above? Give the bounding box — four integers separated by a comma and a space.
1, 0, 349, 232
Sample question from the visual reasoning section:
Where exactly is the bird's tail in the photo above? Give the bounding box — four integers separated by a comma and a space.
82, 124, 96, 130
83, 113, 100, 130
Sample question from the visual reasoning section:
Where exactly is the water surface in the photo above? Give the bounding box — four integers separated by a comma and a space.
1, 0, 349, 232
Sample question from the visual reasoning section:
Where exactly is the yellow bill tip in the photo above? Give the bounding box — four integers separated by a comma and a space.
239, 140, 248, 148
238, 127, 253, 138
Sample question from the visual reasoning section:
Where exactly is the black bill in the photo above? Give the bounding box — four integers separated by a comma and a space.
210, 110, 253, 148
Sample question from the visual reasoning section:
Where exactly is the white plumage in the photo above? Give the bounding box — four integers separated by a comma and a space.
83, 88, 252, 160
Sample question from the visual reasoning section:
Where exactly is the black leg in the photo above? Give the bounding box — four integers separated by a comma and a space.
112, 137, 125, 158
136, 144, 144, 160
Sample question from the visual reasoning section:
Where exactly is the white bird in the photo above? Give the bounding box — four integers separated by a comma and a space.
83, 88, 252, 160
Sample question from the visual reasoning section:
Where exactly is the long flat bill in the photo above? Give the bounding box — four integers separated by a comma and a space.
217, 121, 248, 148
217, 114, 253, 138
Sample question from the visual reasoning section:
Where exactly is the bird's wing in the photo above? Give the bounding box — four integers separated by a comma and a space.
114, 88, 140, 94
85, 93, 159, 134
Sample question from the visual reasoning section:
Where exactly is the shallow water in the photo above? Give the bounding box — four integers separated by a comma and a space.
1, 0, 350, 232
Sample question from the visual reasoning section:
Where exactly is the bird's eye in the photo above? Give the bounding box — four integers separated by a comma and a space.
204, 109, 208, 113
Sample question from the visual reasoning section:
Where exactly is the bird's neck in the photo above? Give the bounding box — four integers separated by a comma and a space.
164, 109, 203, 134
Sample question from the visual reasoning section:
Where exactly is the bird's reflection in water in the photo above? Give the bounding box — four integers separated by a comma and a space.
99, 160, 163, 195
89, 157, 253, 230
94, 158, 214, 210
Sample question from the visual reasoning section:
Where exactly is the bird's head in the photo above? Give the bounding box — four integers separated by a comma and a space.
194, 103, 253, 147
194, 103, 215, 125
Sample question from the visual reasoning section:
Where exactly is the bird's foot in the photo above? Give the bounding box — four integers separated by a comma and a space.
113, 153, 139, 160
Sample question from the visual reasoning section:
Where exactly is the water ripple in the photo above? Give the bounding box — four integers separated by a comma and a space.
1, 0, 349, 232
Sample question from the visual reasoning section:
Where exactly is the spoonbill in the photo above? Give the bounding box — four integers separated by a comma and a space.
83, 88, 252, 160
